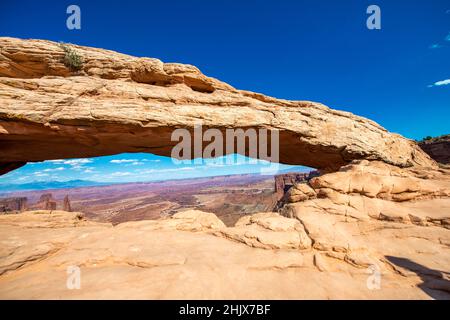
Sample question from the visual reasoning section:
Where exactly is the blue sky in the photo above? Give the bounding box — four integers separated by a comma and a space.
0, 154, 308, 184
0, 0, 449, 184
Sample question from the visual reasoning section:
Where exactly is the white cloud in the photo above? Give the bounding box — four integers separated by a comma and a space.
110, 159, 146, 166
34, 172, 49, 177
138, 167, 195, 174
429, 31, 450, 48
203, 157, 262, 167
110, 171, 133, 177
429, 44, 443, 49
110, 159, 138, 164
58, 159, 94, 171
435, 79, 450, 86
204, 163, 227, 168
428, 79, 450, 87
64, 159, 93, 165
46, 159, 93, 169
43, 167, 65, 172
47, 159, 65, 164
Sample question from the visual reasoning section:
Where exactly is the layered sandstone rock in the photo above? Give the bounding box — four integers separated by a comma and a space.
0, 210, 90, 229
274, 171, 319, 201
215, 212, 312, 250
419, 135, 450, 164
0, 37, 436, 174
115, 210, 227, 232
278, 161, 450, 287
283, 182, 317, 203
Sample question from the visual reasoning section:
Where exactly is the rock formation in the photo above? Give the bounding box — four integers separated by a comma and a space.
277, 160, 450, 295
39, 193, 53, 203
0, 208, 448, 299
46, 201, 56, 211
0, 162, 449, 299
274, 171, 319, 201
36, 193, 57, 211
0, 37, 449, 300
0, 197, 27, 213
215, 212, 312, 250
419, 135, 450, 164
63, 195, 72, 212
0, 37, 436, 174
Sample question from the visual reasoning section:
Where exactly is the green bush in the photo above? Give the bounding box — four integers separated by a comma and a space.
59, 42, 83, 71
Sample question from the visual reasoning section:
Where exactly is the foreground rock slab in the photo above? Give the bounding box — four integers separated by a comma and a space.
0, 209, 449, 299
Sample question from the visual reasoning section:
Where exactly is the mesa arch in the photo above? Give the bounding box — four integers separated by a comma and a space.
0, 37, 436, 175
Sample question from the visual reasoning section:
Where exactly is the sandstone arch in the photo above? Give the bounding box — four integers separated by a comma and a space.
0, 37, 435, 175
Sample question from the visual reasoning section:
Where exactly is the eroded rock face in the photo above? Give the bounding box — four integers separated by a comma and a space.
279, 160, 450, 282
215, 212, 312, 250
309, 160, 450, 202
419, 135, 450, 164
274, 171, 319, 201
0, 37, 436, 174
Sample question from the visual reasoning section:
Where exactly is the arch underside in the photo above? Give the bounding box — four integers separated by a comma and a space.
0, 37, 436, 175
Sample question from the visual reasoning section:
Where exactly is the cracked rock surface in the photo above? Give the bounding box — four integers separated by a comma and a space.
1, 201, 449, 299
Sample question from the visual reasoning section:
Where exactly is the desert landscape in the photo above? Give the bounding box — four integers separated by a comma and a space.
1, 173, 288, 226
0, 37, 449, 300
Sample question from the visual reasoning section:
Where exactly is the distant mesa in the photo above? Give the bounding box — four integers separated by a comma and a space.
0, 197, 27, 213
36, 193, 57, 211
418, 134, 450, 165
0, 193, 74, 214
39, 193, 54, 203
